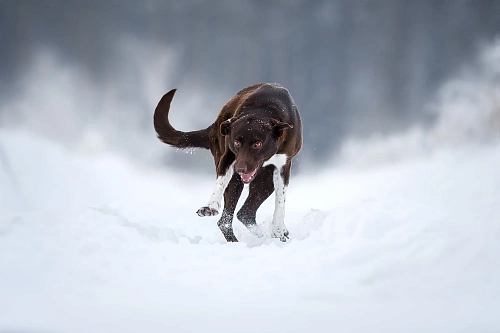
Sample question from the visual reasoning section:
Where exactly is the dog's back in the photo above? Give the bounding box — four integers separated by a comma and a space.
155, 82, 302, 159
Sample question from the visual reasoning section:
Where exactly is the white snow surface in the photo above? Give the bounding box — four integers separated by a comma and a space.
1, 130, 499, 333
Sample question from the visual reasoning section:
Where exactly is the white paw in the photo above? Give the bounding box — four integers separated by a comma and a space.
196, 206, 219, 217
271, 225, 289, 242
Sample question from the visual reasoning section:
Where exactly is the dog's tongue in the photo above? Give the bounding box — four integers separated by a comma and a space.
240, 168, 257, 182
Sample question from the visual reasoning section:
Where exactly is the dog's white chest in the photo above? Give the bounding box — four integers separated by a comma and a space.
263, 154, 287, 169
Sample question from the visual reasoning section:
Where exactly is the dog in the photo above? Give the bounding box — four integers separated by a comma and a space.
153, 83, 302, 242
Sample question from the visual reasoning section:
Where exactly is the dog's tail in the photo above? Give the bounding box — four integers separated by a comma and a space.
153, 89, 212, 150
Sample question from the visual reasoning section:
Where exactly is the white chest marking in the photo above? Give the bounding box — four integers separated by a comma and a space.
263, 153, 287, 168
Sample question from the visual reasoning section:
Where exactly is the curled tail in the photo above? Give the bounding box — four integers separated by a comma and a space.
153, 89, 212, 150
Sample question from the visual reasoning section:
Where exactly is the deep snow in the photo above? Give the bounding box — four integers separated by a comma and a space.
1, 130, 499, 333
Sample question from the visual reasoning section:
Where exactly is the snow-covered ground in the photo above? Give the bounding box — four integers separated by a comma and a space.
1, 40, 500, 333
1, 129, 499, 333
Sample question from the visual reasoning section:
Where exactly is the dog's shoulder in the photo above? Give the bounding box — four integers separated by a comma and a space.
235, 83, 267, 96
216, 82, 299, 128
240, 83, 296, 118
236, 83, 291, 104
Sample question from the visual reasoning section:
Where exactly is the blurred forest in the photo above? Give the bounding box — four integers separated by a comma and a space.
1, 0, 500, 162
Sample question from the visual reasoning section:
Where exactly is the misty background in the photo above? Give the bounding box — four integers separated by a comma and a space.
1, 0, 500, 172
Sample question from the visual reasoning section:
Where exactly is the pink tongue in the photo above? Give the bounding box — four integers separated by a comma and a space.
240, 168, 257, 182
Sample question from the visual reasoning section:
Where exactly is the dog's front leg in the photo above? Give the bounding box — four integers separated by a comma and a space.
264, 154, 291, 242
271, 166, 289, 241
196, 156, 235, 217
217, 174, 244, 242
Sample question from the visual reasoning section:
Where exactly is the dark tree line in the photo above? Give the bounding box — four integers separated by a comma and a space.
2, 0, 500, 160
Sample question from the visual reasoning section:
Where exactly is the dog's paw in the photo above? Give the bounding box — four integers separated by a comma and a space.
271, 227, 289, 242
196, 206, 219, 217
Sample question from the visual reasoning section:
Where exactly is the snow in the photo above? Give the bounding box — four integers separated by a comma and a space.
1, 129, 499, 333
1, 40, 500, 333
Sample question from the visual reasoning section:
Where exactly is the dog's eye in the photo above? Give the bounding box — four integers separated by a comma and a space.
234, 140, 241, 148
253, 141, 262, 148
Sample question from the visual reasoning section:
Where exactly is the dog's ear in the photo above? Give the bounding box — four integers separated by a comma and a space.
270, 118, 293, 138
220, 118, 235, 136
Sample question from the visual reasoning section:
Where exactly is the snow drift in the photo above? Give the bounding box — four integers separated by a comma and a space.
1, 129, 499, 333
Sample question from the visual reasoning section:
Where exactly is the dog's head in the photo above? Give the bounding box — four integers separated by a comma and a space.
220, 115, 293, 183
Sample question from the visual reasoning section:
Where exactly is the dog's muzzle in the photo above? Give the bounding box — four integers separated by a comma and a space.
239, 167, 258, 183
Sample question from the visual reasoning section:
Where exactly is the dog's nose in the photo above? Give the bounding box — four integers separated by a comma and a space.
234, 161, 247, 174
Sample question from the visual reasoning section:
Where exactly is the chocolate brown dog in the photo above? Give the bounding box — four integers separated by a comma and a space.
154, 83, 302, 242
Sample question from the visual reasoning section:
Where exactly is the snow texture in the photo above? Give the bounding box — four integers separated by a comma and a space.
1, 40, 500, 333
1, 130, 499, 333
